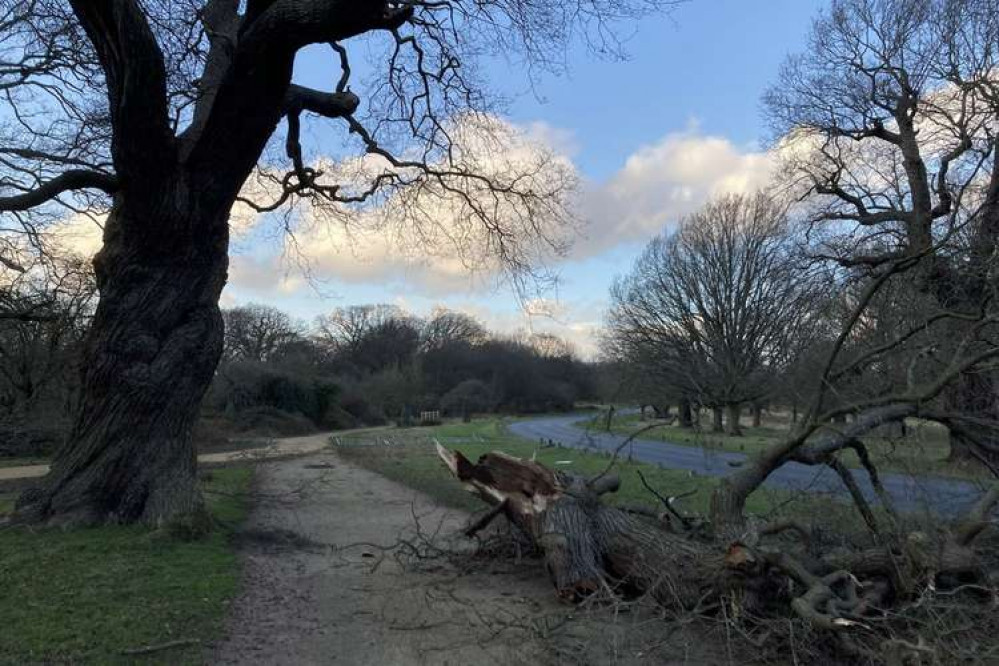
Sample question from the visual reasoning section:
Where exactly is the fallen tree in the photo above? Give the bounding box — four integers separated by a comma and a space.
436, 443, 999, 663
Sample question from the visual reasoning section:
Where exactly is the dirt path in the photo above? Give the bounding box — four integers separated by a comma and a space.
210, 450, 720, 665
210, 450, 567, 665
0, 428, 383, 481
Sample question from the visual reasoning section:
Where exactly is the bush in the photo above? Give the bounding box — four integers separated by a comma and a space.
440, 379, 495, 417
223, 406, 315, 436
206, 361, 342, 428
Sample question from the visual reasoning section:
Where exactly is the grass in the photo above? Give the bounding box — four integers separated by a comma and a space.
0, 456, 49, 469
581, 411, 985, 480
336, 416, 936, 559
0, 466, 253, 666
337, 417, 821, 519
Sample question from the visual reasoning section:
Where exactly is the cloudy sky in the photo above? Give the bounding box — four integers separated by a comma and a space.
218, 0, 826, 357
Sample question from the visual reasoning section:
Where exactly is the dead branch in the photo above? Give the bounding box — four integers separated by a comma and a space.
954, 485, 999, 547
636, 468, 694, 530
464, 499, 509, 538
121, 639, 199, 656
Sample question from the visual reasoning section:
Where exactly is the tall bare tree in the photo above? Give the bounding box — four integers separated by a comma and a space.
764, 0, 999, 461
606, 193, 822, 435
712, 0, 999, 529
2, 1, 677, 526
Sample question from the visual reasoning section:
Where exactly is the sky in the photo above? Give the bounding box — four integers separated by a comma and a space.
218, 0, 827, 357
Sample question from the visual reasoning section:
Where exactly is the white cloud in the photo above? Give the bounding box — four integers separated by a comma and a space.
448, 296, 605, 359
575, 129, 775, 257
227, 254, 306, 296
227, 123, 776, 301
48, 213, 105, 258
230, 113, 579, 297
521, 121, 581, 158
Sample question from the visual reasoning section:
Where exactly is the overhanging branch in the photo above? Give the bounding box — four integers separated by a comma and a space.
284, 84, 359, 119
0, 170, 118, 212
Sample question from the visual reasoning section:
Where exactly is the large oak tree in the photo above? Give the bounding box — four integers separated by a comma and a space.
0, 0, 673, 526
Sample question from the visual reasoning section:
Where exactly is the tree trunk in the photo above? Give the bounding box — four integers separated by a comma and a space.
725, 403, 742, 436
436, 444, 717, 606
16, 195, 228, 527
944, 371, 999, 463
751, 403, 762, 428
439, 443, 999, 663
711, 406, 724, 432
678, 397, 693, 428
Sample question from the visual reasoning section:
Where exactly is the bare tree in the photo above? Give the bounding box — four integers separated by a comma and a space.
420, 307, 487, 353
0, 255, 95, 421
710, 0, 999, 529
316, 303, 422, 375
221, 303, 301, 363
763, 0, 999, 461
3, 1, 679, 526
606, 193, 822, 435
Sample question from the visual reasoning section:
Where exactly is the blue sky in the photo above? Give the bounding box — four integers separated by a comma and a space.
221, 0, 826, 356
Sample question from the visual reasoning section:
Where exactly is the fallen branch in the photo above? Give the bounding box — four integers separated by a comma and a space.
589, 419, 674, 487
636, 468, 694, 529
464, 499, 509, 538
121, 638, 199, 656
435, 443, 999, 663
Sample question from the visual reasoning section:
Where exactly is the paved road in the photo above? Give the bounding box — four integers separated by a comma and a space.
509, 414, 990, 517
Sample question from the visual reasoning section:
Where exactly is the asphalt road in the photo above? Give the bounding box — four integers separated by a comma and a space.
509, 414, 990, 517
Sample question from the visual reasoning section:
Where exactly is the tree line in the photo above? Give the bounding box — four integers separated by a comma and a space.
211, 303, 595, 433
0, 295, 595, 456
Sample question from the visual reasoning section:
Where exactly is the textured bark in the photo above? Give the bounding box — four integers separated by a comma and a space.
16, 190, 228, 526
678, 397, 693, 428
436, 445, 717, 605
439, 444, 999, 663
725, 403, 742, 436
944, 372, 999, 463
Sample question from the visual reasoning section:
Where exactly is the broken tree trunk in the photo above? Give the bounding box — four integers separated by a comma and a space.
435, 444, 717, 606
436, 443, 999, 662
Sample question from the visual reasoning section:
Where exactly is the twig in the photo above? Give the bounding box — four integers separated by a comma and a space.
589, 420, 673, 486
121, 639, 199, 656
636, 469, 694, 528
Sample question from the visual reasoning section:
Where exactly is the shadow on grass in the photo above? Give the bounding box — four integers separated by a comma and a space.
0, 466, 253, 666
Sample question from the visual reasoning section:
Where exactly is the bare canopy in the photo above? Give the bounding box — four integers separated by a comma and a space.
1, 0, 680, 526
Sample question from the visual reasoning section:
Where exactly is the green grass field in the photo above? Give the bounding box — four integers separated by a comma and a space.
0, 456, 49, 469
581, 411, 983, 480
0, 466, 253, 666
